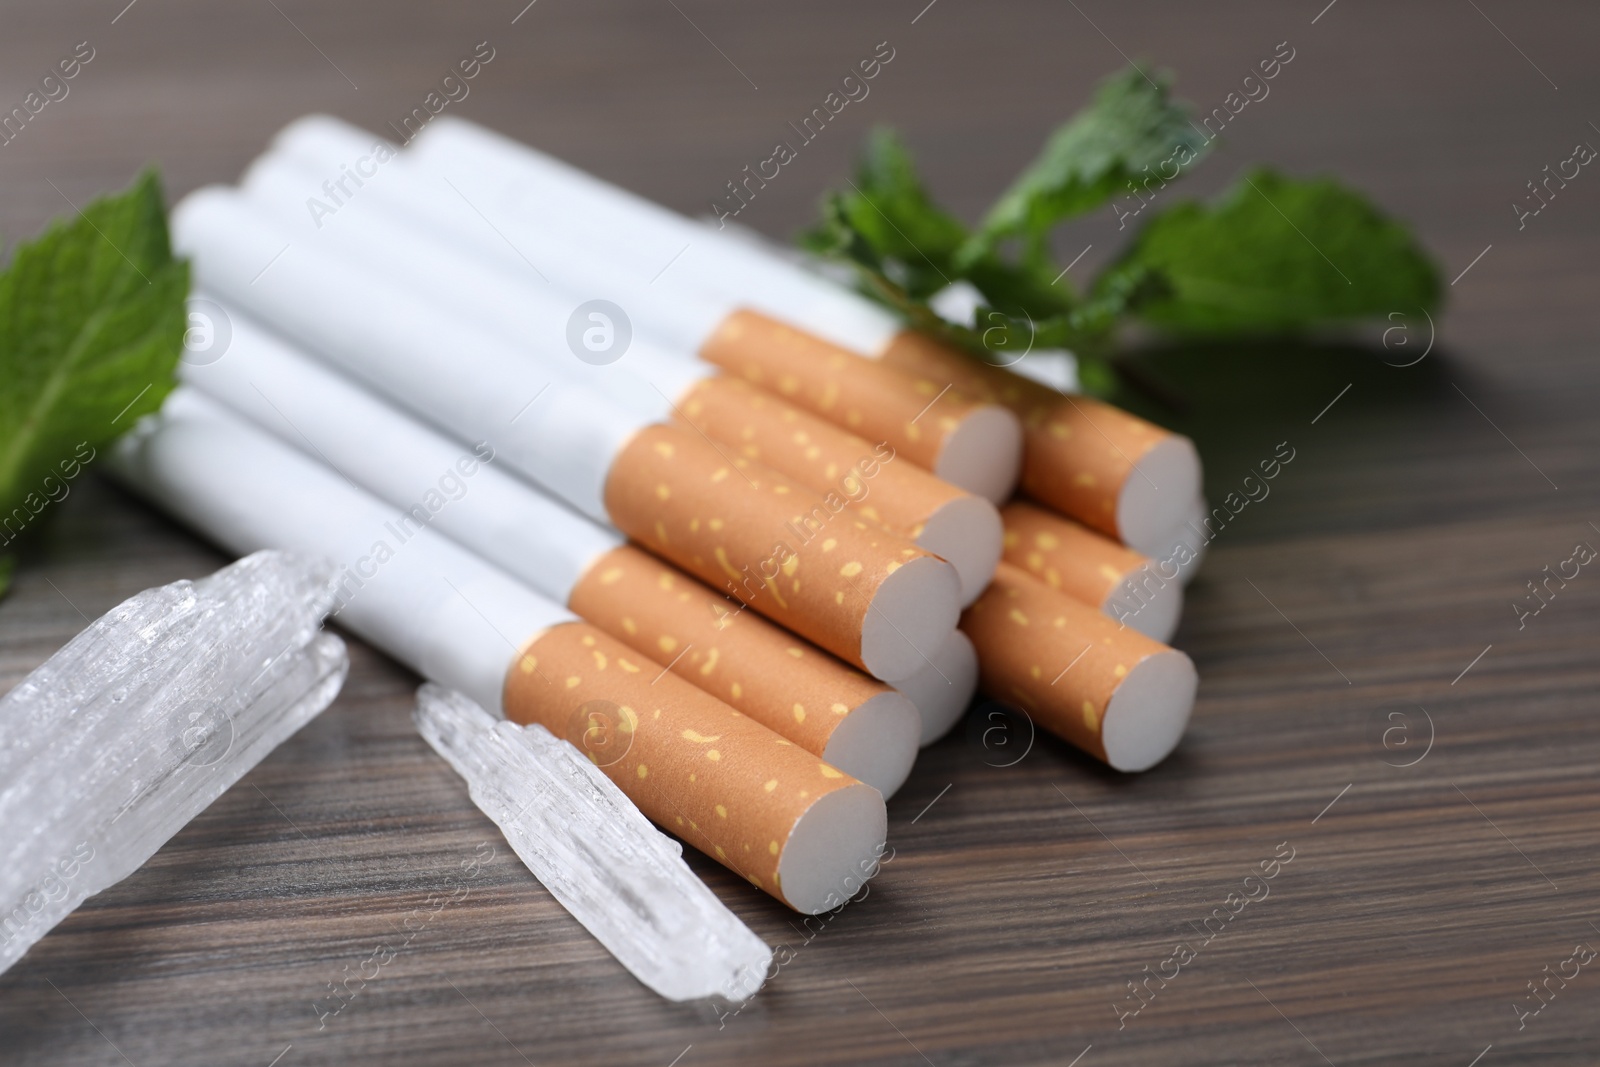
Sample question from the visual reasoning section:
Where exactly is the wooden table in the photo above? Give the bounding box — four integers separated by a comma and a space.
4, 2, 1598, 1063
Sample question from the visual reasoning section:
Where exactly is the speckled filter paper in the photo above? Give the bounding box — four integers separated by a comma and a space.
698, 309, 981, 471
675, 375, 966, 540
603, 422, 932, 672
569, 544, 893, 758
502, 620, 870, 910
960, 562, 1168, 764
1001, 500, 1150, 607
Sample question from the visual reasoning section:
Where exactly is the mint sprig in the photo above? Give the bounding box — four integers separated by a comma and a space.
968, 66, 1210, 265
0, 170, 189, 597
800, 64, 1442, 397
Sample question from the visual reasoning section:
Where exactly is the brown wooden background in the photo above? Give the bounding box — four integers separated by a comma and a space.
3, 1, 1599, 1064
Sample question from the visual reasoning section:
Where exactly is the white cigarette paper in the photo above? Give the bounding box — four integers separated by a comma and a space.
112, 389, 570, 714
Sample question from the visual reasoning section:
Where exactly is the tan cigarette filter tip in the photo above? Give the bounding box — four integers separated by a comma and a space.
879, 331, 1201, 549
1001, 501, 1183, 643
504, 621, 888, 913
1142, 495, 1210, 587
698, 309, 1023, 503
674, 375, 1002, 605
604, 422, 961, 682
892, 628, 979, 747
960, 563, 1196, 771
569, 545, 920, 796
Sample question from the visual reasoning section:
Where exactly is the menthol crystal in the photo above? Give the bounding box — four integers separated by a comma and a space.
414, 684, 771, 1001
0, 550, 348, 974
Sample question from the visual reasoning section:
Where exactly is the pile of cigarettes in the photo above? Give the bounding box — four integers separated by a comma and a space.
112, 116, 1206, 917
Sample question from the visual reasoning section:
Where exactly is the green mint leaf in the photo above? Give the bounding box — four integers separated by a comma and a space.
970, 66, 1209, 257
802, 131, 1075, 321
800, 128, 968, 300
1114, 167, 1442, 334
803, 173, 1118, 390
0, 169, 189, 592
958, 253, 1077, 324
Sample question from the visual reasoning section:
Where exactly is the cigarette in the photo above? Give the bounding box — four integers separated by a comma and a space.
691, 312, 1023, 504
1001, 501, 1184, 643
380, 116, 1199, 550
261, 116, 1025, 505
110, 390, 889, 914
960, 563, 1196, 772
238, 149, 1001, 606
170, 188, 962, 683
876, 335, 1202, 554
1142, 496, 1210, 587
180, 307, 922, 796
504, 622, 888, 915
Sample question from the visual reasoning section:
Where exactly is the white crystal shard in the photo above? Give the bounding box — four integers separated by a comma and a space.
0, 550, 348, 974
413, 684, 772, 1001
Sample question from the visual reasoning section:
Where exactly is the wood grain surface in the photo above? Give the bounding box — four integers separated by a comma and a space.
3, 2, 1599, 1064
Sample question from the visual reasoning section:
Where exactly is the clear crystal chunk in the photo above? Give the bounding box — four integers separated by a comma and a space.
414, 684, 771, 1001
0, 550, 348, 974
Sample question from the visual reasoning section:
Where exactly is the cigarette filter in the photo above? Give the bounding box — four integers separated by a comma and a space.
111, 391, 888, 913
170, 189, 961, 683
503, 623, 886, 914
960, 563, 1196, 772
1143, 496, 1210, 587
567, 544, 919, 797
181, 308, 921, 795
891, 629, 980, 747
674, 375, 1000, 604
876, 332, 1201, 554
1001, 501, 1183, 642
603, 423, 957, 685
694, 310, 1022, 505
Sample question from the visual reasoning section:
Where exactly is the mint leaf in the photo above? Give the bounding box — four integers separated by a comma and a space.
970, 66, 1209, 257
0, 170, 189, 597
1114, 167, 1442, 334
799, 66, 1444, 409
800, 188, 1075, 358
800, 128, 967, 301
803, 130, 1075, 317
